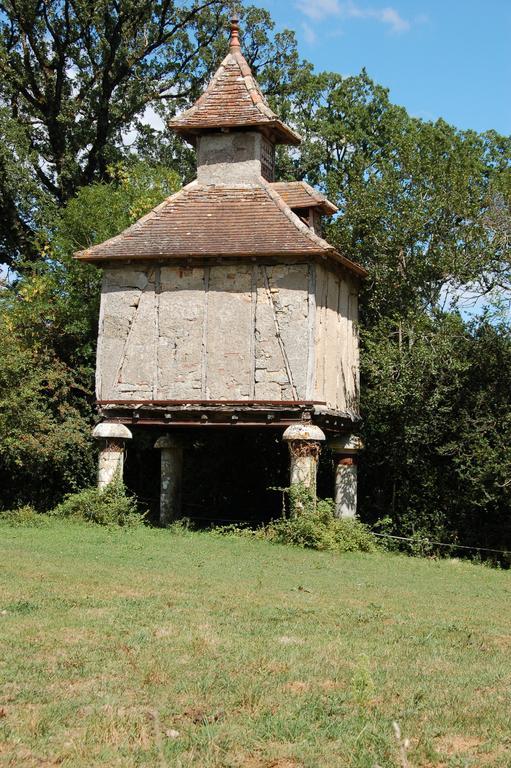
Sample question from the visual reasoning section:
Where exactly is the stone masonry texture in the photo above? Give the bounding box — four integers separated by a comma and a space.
97, 261, 359, 414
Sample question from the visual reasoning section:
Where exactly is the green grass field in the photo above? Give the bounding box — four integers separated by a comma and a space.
1, 521, 510, 767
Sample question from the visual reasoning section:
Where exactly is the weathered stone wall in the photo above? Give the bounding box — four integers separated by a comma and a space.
197, 132, 264, 185
97, 263, 309, 403
314, 264, 359, 414
96, 261, 359, 413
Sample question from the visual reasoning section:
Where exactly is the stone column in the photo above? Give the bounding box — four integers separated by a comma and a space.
329, 435, 363, 518
92, 423, 133, 489
154, 435, 183, 526
282, 424, 326, 493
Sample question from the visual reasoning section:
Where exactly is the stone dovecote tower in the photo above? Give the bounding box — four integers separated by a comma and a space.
77, 17, 367, 523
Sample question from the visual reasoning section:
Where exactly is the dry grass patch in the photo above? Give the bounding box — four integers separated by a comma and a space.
436, 734, 484, 754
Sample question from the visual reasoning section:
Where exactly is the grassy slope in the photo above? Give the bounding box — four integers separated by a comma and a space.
0, 521, 510, 768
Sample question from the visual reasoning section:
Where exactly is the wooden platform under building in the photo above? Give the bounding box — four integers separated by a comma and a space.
97, 400, 359, 432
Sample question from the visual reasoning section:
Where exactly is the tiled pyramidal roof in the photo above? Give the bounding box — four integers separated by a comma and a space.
75, 16, 366, 278
168, 18, 300, 146
75, 179, 365, 276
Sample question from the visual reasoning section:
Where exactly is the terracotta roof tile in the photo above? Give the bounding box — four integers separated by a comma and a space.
169, 50, 301, 146
270, 181, 338, 216
74, 179, 366, 277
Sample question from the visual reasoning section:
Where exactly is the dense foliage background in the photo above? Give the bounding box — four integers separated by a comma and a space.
0, 1, 509, 554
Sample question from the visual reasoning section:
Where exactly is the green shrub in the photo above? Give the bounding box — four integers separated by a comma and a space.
51, 482, 144, 527
211, 523, 259, 540
0, 505, 48, 527
266, 512, 377, 552
215, 485, 378, 554
266, 494, 378, 553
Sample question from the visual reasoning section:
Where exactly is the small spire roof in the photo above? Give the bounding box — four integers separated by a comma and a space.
229, 13, 241, 50
169, 15, 301, 146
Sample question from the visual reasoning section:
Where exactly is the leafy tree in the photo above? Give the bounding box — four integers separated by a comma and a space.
0, 318, 95, 510
279, 66, 511, 554
0, 1, 307, 264
0, 0, 222, 261
360, 313, 511, 556
0, 161, 180, 508
278, 68, 511, 320
0, 106, 56, 263
478, 159, 511, 301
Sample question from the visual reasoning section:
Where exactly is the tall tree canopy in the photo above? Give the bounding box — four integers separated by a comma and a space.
0, 159, 180, 509
275, 69, 511, 319
0, 0, 304, 264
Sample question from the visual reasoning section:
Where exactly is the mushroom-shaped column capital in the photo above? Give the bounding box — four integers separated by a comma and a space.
282, 424, 326, 443
329, 434, 363, 456
92, 423, 133, 441
282, 423, 326, 492
154, 435, 182, 451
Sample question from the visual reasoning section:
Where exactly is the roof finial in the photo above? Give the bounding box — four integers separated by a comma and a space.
229, 11, 241, 50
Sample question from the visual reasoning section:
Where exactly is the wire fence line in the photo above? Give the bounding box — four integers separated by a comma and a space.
371, 531, 511, 557
139, 505, 511, 558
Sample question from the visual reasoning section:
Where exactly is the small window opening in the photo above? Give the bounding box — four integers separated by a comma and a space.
261, 138, 275, 181
292, 207, 312, 226
291, 207, 323, 237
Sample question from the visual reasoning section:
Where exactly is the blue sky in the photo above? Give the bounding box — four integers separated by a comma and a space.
254, 0, 510, 135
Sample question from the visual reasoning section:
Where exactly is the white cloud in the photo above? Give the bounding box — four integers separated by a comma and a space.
297, 0, 341, 21
377, 7, 410, 32
295, 0, 413, 34
346, 4, 410, 33
301, 21, 318, 44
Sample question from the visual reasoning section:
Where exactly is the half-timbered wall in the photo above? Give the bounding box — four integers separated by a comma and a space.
313, 264, 359, 414
96, 262, 359, 414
